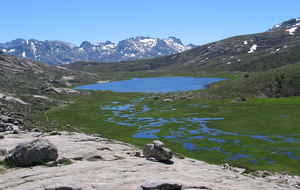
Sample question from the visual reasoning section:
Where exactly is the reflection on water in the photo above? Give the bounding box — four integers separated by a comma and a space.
99, 96, 300, 163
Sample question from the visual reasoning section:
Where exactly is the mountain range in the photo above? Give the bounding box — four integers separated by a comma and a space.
65, 17, 300, 75
0, 36, 196, 65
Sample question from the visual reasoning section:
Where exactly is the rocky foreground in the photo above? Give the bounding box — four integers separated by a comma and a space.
1, 131, 300, 190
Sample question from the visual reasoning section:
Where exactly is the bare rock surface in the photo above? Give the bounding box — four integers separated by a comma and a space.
0, 131, 300, 189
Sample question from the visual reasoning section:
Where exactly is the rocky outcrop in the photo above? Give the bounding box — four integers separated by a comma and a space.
1, 132, 300, 189
5, 138, 58, 166
0, 115, 24, 133
42, 87, 80, 95
143, 140, 173, 161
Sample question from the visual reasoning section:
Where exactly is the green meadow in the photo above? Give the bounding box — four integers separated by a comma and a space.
47, 88, 300, 175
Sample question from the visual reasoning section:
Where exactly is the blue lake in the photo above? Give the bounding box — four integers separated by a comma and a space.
74, 77, 227, 92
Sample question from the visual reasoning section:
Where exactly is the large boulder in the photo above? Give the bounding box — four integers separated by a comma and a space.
143, 140, 173, 161
5, 138, 58, 166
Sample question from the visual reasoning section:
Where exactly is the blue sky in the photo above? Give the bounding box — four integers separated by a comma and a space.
1, 0, 300, 46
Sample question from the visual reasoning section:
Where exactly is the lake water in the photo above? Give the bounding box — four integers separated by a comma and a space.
74, 77, 227, 92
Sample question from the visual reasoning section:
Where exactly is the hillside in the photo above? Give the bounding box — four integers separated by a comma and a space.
0, 50, 99, 128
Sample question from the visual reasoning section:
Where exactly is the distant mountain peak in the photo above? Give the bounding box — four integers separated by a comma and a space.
0, 36, 197, 65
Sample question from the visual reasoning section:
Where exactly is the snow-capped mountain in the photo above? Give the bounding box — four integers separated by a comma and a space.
0, 36, 197, 65
267, 17, 300, 32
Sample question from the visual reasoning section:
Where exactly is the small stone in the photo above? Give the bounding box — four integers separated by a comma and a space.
50, 131, 61, 135
130, 151, 141, 157
45, 185, 82, 190
13, 129, 19, 134
92, 134, 102, 137
17, 119, 24, 124
153, 140, 164, 149
147, 157, 158, 162
141, 179, 182, 190
32, 128, 41, 132
97, 147, 111, 151
0, 147, 6, 156
0, 134, 4, 139
46, 161, 57, 166
13, 121, 19, 126
71, 157, 83, 161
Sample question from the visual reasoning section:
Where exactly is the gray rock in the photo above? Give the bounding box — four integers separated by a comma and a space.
141, 179, 182, 190
143, 144, 173, 161
91, 134, 102, 137
45, 186, 82, 190
13, 120, 19, 126
0, 127, 5, 132
5, 138, 58, 167
153, 140, 164, 149
130, 150, 141, 157
50, 131, 61, 135
147, 157, 158, 162
17, 119, 24, 124
0, 147, 6, 156
1, 117, 7, 123
46, 160, 57, 166
13, 129, 19, 134
0, 134, 4, 139
32, 128, 41, 132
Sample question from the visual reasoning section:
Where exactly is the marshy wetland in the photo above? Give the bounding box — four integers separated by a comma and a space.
47, 76, 300, 175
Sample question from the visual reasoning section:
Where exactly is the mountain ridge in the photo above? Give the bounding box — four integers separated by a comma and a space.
0, 36, 197, 65
65, 21, 300, 74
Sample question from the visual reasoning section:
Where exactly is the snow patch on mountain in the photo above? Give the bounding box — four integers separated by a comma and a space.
248, 44, 257, 53
286, 27, 298, 35
164, 37, 188, 52
30, 42, 36, 54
